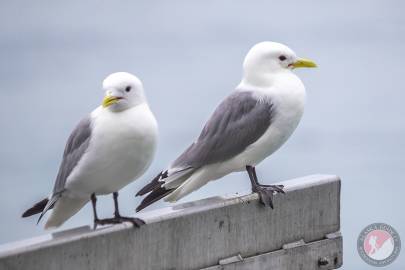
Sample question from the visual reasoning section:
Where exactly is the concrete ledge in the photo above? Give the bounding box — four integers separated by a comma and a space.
202, 233, 343, 270
0, 174, 341, 270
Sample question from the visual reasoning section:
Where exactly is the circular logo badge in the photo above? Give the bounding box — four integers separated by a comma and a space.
357, 223, 401, 267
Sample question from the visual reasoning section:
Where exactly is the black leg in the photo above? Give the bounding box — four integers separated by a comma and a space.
91, 193, 100, 230
91, 193, 114, 230
109, 192, 145, 228
113, 192, 120, 217
91, 192, 145, 229
246, 166, 285, 209
252, 167, 285, 193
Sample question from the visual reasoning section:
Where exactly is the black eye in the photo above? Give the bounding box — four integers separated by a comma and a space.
279, 55, 287, 61
125, 86, 131, 92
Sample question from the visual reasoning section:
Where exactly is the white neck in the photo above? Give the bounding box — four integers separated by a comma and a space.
242, 68, 296, 88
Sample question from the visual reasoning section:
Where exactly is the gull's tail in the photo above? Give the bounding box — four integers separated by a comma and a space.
136, 167, 195, 212
44, 196, 88, 229
22, 196, 88, 229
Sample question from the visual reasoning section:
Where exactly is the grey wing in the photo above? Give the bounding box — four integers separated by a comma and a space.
135, 91, 274, 212
52, 116, 93, 196
38, 115, 93, 223
172, 91, 274, 169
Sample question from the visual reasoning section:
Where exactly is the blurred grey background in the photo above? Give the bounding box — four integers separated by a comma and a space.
0, 0, 404, 268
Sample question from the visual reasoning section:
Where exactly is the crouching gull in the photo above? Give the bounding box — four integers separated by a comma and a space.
22, 72, 158, 229
136, 42, 316, 211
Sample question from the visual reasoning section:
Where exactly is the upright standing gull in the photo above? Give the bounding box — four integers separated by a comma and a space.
22, 72, 158, 229
136, 42, 316, 211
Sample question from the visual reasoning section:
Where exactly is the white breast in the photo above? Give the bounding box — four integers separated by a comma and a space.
66, 103, 158, 197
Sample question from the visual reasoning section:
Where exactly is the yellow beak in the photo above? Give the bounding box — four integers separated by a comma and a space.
292, 58, 317, 68
102, 95, 121, 108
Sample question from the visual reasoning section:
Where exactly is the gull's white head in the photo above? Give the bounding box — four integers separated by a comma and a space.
102, 72, 146, 111
242, 42, 316, 85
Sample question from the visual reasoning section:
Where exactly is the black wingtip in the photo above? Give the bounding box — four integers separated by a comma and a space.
22, 198, 49, 218
136, 171, 168, 197
136, 187, 173, 212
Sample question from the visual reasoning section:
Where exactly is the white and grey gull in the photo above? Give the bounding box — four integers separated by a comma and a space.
23, 72, 158, 229
136, 42, 316, 211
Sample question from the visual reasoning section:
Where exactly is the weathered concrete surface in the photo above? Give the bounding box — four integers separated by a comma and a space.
202, 233, 343, 270
0, 174, 341, 270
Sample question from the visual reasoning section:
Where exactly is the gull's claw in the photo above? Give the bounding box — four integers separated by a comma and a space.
253, 184, 285, 209
260, 184, 285, 194
93, 216, 145, 229
116, 216, 145, 228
